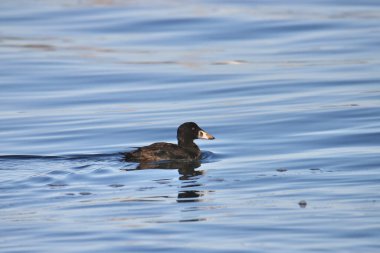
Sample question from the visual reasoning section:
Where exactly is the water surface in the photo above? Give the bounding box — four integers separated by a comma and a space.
1, 1, 380, 252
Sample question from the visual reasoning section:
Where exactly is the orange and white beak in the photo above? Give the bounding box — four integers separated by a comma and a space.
198, 130, 215, 140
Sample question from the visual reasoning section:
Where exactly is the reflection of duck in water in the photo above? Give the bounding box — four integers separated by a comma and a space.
124, 122, 215, 162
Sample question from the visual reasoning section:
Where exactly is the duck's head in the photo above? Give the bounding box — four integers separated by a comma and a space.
177, 122, 215, 146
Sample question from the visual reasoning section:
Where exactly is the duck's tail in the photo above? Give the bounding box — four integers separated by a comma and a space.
123, 149, 140, 162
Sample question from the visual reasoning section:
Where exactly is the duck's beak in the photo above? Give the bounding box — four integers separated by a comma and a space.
198, 130, 215, 140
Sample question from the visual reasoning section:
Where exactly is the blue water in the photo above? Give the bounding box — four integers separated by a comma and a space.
1, 1, 380, 252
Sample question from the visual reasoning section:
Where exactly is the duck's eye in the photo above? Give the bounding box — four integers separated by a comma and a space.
192, 127, 195, 131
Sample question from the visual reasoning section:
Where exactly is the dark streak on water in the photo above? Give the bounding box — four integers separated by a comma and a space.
1, 0, 380, 253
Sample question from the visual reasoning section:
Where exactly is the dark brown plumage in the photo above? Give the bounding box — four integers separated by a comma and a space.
124, 122, 214, 162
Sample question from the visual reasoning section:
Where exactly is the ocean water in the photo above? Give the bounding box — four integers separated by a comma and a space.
1, 1, 380, 252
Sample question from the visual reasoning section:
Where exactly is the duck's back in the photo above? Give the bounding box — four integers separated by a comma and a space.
124, 142, 200, 162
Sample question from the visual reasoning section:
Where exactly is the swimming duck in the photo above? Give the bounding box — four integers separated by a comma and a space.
124, 122, 215, 162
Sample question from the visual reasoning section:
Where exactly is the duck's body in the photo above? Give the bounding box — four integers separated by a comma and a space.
124, 142, 200, 161
124, 122, 214, 162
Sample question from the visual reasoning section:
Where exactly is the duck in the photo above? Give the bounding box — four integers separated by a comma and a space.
124, 122, 215, 162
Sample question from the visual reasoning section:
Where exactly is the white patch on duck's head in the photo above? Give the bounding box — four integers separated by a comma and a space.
198, 130, 215, 140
